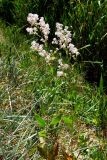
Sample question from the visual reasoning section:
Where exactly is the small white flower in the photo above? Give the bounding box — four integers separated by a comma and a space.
39, 52, 45, 57
58, 58, 69, 70
56, 48, 59, 51
31, 41, 39, 50
39, 18, 45, 27
27, 13, 39, 26
40, 38, 45, 42
50, 50, 53, 53
45, 54, 51, 63
61, 43, 66, 49
39, 49, 47, 57
55, 31, 62, 37
68, 43, 74, 48
56, 23, 63, 30
57, 71, 64, 77
58, 58, 63, 65
31, 40, 36, 45
68, 43, 79, 56
26, 27, 33, 34
66, 37, 72, 43
62, 64, 69, 70
52, 38, 58, 44
65, 26, 69, 30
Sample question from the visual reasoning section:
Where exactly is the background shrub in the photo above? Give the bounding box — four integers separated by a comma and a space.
0, 0, 14, 23
12, 0, 40, 26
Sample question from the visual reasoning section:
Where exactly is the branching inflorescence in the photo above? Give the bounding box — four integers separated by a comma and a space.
26, 13, 80, 77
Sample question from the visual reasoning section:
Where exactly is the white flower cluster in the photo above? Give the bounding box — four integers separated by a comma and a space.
31, 41, 51, 63
26, 13, 51, 63
52, 23, 79, 59
57, 71, 64, 77
26, 27, 37, 35
58, 59, 69, 70
26, 13, 50, 42
39, 17, 50, 42
67, 43, 79, 57
26, 13, 80, 77
57, 58, 69, 77
27, 13, 39, 26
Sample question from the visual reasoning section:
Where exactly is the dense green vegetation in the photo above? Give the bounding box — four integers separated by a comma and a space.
0, 0, 107, 159
1, 0, 107, 85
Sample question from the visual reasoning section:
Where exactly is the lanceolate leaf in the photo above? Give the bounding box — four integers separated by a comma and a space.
34, 113, 46, 127
50, 114, 62, 126
62, 116, 72, 124
39, 130, 47, 138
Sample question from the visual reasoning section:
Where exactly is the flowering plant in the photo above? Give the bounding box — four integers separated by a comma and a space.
26, 13, 79, 77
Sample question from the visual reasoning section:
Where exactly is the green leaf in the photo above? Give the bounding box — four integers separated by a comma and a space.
50, 114, 62, 126
34, 114, 46, 127
62, 116, 72, 124
39, 130, 47, 138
